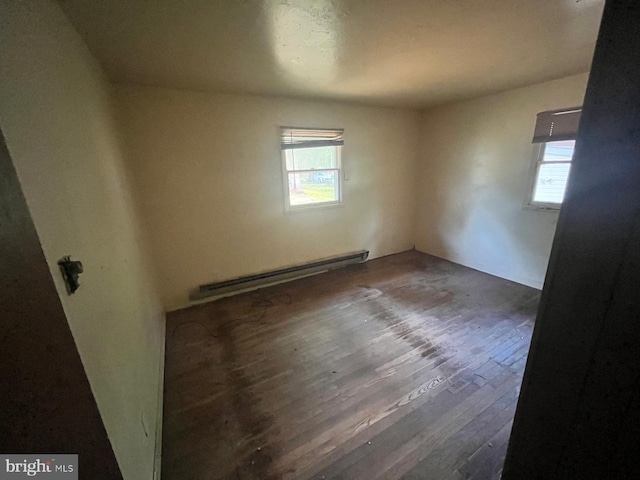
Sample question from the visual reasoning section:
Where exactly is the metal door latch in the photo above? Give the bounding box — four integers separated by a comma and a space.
58, 256, 83, 294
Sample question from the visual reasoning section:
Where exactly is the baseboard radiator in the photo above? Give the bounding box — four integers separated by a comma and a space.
190, 250, 369, 301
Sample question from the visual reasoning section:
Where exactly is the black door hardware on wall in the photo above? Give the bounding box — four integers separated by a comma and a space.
58, 256, 83, 294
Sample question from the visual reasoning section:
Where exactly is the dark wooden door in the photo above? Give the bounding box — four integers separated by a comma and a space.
0, 128, 122, 479
503, 1, 640, 478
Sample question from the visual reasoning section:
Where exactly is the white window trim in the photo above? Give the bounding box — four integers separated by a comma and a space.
281, 142, 343, 213
523, 142, 570, 212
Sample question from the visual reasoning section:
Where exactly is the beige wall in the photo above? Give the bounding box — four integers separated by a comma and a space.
0, 2, 165, 479
415, 73, 590, 289
115, 86, 420, 310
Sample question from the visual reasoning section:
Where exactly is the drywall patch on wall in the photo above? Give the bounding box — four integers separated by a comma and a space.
115, 86, 421, 310
0, 2, 165, 479
414, 73, 590, 289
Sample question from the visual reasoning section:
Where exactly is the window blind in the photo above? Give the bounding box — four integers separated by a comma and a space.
532, 107, 582, 143
281, 127, 344, 150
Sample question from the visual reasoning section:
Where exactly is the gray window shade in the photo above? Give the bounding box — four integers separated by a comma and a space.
532, 107, 582, 143
281, 127, 344, 150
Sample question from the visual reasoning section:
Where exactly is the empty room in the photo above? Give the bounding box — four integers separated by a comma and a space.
3, 1, 640, 479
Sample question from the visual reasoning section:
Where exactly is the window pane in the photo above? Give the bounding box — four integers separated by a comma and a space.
285, 146, 337, 171
288, 170, 338, 206
543, 140, 575, 162
533, 162, 571, 204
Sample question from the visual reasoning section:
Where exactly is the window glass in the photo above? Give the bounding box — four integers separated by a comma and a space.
281, 128, 343, 210
531, 140, 575, 206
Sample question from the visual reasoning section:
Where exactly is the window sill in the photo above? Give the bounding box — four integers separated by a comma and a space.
523, 202, 561, 212
284, 202, 344, 214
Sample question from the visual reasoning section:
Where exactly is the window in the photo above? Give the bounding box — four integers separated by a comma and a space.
530, 140, 576, 205
281, 127, 343, 210
527, 107, 581, 209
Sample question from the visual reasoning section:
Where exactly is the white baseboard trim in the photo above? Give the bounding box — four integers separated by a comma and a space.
153, 312, 166, 480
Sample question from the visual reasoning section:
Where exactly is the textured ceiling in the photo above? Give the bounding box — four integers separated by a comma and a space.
58, 0, 604, 108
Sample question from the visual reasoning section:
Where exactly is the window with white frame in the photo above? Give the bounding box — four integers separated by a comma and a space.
528, 107, 581, 209
280, 127, 343, 210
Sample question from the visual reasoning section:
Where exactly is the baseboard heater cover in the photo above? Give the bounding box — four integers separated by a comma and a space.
190, 250, 369, 301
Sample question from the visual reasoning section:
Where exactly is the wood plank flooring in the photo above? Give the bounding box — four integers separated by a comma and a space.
162, 251, 540, 480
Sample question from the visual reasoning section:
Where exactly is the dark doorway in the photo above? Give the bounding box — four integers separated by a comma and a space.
0, 128, 122, 479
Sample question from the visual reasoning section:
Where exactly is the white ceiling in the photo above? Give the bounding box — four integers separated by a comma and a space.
58, 0, 604, 108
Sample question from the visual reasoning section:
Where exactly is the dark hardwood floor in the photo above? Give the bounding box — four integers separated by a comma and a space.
162, 250, 540, 480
